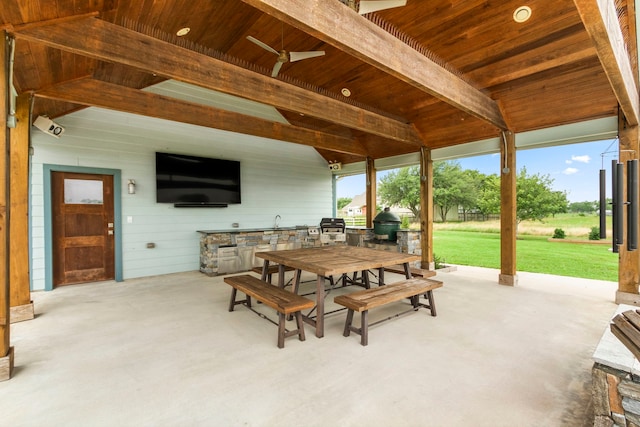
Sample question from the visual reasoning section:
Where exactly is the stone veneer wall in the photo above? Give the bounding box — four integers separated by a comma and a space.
200, 227, 327, 275
201, 227, 426, 275
592, 305, 640, 426
345, 228, 423, 268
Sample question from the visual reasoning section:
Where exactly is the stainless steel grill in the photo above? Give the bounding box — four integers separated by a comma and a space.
319, 217, 346, 244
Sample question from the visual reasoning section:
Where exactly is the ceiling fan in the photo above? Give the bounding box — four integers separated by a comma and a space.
246, 33, 325, 77
344, 0, 407, 14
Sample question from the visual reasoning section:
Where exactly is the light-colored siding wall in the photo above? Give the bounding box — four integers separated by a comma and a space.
30, 108, 333, 290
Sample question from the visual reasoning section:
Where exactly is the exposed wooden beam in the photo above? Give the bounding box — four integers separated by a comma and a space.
35, 78, 368, 156
574, 0, 639, 126
240, 0, 508, 130
11, 17, 422, 146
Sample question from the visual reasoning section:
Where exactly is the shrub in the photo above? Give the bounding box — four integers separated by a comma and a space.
434, 253, 446, 269
401, 216, 410, 229
589, 227, 600, 240
552, 228, 566, 239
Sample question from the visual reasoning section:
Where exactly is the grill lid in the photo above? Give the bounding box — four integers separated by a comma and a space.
320, 217, 346, 233
373, 207, 401, 224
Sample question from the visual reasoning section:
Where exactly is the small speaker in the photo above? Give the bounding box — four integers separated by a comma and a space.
329, 162, 342, 171
33, 115, 65, 138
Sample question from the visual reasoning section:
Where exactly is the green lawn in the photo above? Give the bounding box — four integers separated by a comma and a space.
433, 230, 618, 282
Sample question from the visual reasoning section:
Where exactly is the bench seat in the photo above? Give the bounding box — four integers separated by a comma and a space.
334, 278, 443, 346
383, 264, 436, 278
224, 274, 314, 348
251, 264, 295, 285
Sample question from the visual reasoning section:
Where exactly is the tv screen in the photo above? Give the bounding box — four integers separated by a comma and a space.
155, 152, 241, 205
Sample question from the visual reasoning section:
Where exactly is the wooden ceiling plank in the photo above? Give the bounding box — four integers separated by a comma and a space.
35, 78, 369, 156
11, 16, 422, 146
574, 0, 639, 125
240, 0, 507, 130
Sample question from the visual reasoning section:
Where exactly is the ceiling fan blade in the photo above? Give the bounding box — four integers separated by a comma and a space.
271, 61, 284, 77
358, 0, 407, 14
288, 51, 325, 62
246, 36, 279, 55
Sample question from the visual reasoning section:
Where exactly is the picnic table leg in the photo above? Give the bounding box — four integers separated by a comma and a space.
343, 309, 354, 337
261, 261, 270, 281
278, 264, 286, 289
378, 267, 384, 286
403, 262, 411, 279
316, 275, 326, 338
228, 288, 238, 312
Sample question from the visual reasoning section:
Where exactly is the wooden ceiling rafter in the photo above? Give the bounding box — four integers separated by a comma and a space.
574, 0, 640, 126
239, 0, 508, 130
9, 15, 424, 147
35, 77, 369, 156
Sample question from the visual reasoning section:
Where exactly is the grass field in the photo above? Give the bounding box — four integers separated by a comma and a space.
429, 213, 617, 281
433, 230, 618, 281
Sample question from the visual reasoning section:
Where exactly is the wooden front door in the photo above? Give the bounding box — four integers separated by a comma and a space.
52, 172, 115, 286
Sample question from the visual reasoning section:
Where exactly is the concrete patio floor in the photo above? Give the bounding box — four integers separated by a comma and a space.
0, 265, 620, 426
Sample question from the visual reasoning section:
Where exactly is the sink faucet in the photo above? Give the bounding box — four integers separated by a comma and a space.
274, 215, 281, 229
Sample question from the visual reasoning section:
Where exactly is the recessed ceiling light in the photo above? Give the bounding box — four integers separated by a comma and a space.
176, 27, 191, 37
341, 88, 351, 97
513, 6, 532, 23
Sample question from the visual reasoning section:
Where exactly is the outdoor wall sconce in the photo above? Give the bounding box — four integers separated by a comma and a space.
128, 179, 136, 195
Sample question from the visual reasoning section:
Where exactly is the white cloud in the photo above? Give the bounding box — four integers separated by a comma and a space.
571, 155, 591, 164
563, 167, 579, 175
565, 160, 572, 164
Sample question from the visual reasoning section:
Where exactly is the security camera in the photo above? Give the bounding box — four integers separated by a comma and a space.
328, 162, 342, 171
33, 115, 65, 138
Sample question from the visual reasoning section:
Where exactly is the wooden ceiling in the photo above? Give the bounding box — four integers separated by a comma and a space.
1, 0, 636, 165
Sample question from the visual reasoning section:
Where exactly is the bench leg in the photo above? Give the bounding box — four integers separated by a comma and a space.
343, 309, 354, 337
277, 312, 286, 349
228, 288, 238, 312
295, 312, 306, 342
426, 290, 437, 316
361, 310, 369, 346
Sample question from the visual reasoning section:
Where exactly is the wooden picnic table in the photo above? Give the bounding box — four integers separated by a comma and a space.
255, 245, 420, 338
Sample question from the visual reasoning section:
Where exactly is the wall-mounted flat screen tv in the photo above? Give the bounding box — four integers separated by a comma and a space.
155, 152, 241, 206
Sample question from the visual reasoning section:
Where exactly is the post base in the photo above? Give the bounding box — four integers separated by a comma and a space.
498, 273, 518, 286
10, 301, 34, 323
616, 291, 640, 306
0, 346, 15, 381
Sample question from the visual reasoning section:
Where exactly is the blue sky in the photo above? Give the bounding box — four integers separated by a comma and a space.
336, 139, 619, 203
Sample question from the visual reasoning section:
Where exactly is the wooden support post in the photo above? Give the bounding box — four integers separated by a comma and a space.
9, 93, 33, 322
419, 147, 434, 270
0, 32, 13, 381
616, 112, 640, 305
499, 131, 518, 286
365, 157, 376, 228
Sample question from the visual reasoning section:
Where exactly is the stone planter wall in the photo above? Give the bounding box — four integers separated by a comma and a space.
592, 305, 640, 426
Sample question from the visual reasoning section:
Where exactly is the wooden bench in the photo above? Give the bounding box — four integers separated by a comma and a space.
251, 264, 295, 285
334, 278, 443, 346
611, 309, 640, 360
383, 264, 436, 278
224, 274, 314, 348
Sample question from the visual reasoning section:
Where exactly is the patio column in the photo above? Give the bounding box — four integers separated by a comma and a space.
499, 131, 518, 286
365, 157, 376, 228
419, 147, 434, 269
9, 93, 33, 322
1, 32, 14, 381
616, 112, 640, 304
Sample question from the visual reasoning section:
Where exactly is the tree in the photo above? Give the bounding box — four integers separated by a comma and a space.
337, 197, 352, 211
477, 167, 569, 230
569, 201, 598, 214
432, 161, 480, 222
377, 166, 421, 217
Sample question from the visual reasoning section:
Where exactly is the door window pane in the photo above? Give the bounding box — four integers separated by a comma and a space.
64, 179, 103, 204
